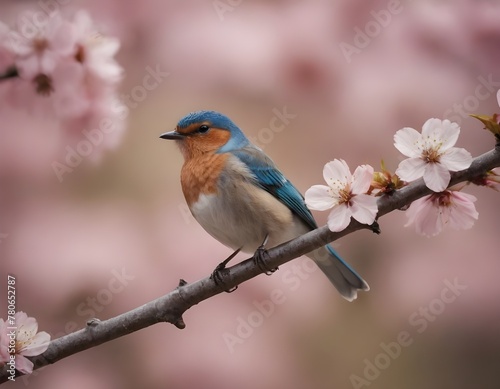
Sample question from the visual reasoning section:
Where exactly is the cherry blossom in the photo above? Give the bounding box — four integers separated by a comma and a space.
305, 159, 379, 232
405, 189, 479, 237
0, 10, 126, 166
71, 10, 122, 82
9, 12, 76, 86
394, 119, 473, 192
0, 312, 51, 375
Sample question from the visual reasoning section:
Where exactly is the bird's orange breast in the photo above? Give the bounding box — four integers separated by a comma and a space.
180, 153, 229, 206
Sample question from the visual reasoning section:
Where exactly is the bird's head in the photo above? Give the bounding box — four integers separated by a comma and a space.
160, 110, 249, 159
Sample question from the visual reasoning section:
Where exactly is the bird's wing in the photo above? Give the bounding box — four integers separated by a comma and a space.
232, 147, 318, 230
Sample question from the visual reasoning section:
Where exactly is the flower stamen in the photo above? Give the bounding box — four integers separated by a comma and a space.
421, 147, 440, 163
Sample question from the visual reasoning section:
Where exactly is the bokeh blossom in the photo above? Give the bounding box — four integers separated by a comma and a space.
394, 119, 473, 192
0, 312, 51, 375
405, 189, 479, 237
9, 12, 75, 87
305, 159, 378, 232
0, 10, 126, 165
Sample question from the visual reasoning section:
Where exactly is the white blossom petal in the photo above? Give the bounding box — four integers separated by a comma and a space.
405, 196, 442, 236
421, 118, 441, 138
440, 147, 473, 172
305, 185, 336, 211
421, 118, 460, 152
14, 312, 35, 336
50, 21, 77, 57
394, 127, 422, 157
350, 194, 378, 225
395, 158, 426, 182
435, 120, 461, 151
88, 37, 122, 81
327, 204, 351, 232
20, 331, 51, 357
423, 163, 450, 192
323, 159, 350, 185
15, 355, 34, 375
448, 192, 478, 230
351, 165, 374, 195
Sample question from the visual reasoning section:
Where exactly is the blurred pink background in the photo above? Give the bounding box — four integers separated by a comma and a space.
1, 0, 500, 388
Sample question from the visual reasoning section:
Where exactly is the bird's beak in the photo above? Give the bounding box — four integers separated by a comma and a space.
160, 130, 185, 140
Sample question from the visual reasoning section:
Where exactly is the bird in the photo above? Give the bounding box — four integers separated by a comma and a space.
160, 110, 369, 301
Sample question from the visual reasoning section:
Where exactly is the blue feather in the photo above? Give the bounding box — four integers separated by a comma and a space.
232, 147, 318, 230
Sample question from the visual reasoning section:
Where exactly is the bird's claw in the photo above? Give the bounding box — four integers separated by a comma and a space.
211, 262, 238, 293
253, 244, 277, 275
211, 248, 241, 293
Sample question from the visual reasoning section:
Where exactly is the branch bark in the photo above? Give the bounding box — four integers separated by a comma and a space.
1, 146, 499, 384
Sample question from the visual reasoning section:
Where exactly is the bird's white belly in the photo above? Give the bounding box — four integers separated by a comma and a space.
190, 186, 306, 253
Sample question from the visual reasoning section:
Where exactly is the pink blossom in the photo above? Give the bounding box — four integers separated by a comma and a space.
10, 12, 76, 82
1, 10, 126, 166
49, 11, 124, 127
0, 312, 51, 375
394, 119, 473, 192
305, 159, 379, 232
71, 10, 122, 82
51, 60, 91, 118
405, 190, 479, 237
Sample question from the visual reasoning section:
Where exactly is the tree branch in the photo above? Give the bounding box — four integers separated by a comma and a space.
0, 66, 18, 81
1, 146, 499, 384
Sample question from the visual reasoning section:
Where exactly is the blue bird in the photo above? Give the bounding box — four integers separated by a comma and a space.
160, 111, 369, 301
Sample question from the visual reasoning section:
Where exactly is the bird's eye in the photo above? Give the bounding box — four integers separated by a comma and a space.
198, 125, 210, 134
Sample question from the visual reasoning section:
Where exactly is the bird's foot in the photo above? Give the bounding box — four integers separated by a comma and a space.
253, 235, 277, 275
211, 247, 241, 293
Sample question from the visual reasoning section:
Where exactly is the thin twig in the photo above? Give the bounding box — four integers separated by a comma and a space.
0, 66, 18, 81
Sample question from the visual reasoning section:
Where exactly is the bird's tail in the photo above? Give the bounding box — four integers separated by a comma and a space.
306, 245, 369, 302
